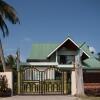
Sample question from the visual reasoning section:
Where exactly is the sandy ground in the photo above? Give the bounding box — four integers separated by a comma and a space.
0, 95, 78, 100
0, 95, 100, 100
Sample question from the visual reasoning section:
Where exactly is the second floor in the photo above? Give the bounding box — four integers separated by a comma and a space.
27, 37, 91, 66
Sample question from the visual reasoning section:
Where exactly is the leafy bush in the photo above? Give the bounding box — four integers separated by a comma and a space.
0, 75, 12, 97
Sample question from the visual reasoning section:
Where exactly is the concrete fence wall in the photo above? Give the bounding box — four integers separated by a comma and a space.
0, 72, 13, 90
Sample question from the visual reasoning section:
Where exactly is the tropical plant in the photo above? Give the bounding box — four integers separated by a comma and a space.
0, 0, 19, 71
6, 55, 16, 70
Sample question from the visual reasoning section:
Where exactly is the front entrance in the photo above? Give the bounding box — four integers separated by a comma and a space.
18, 66, 71, 95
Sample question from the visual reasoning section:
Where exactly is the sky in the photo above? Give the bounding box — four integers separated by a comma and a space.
1, 0, 100, 61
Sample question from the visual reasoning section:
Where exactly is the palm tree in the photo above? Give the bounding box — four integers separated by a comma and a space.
0, 0, 19, 71
6, 55, 16, 70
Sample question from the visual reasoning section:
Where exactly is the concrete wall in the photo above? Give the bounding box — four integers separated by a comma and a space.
0, 72, 13, 90
71, 70, 77, 95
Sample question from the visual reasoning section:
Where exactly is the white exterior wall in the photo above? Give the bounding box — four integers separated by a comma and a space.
0, 72, 13, 91
71, 70, 77, 95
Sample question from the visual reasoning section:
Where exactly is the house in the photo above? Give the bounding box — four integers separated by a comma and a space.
19, 36, 100, 95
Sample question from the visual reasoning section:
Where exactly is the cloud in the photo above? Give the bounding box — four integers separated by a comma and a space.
89, 47, 96, 54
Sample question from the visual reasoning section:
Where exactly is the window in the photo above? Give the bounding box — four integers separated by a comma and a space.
59, 55, 66, 64
59, 55, 74, 64
66, 55, 74, 64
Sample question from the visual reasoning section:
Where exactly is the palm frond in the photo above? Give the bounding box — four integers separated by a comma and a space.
0, 15, 9, 37
0, 0, 20, 24
6, 55, 16, 66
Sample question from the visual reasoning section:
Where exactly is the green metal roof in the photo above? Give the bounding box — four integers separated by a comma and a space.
83, 58, 100, 69
28, 43, 59, 60
78, 43, 100, 69
78, 43, 94, 57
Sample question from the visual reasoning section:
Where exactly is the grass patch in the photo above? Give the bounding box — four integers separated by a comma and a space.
79, 96, 100, 100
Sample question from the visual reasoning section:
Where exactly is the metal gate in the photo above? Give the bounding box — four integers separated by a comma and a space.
19, 66, 70, 95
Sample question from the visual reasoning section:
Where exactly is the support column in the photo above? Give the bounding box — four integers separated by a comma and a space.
71, 70, 77, 95
56, 51, 58, 63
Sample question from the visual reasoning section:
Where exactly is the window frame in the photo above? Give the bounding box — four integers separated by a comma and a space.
58, 55, 75, 64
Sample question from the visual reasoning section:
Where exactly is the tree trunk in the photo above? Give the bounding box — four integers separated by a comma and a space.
75, 50, 85, 96
0, 39, 6, 72
75, 65, 84, 96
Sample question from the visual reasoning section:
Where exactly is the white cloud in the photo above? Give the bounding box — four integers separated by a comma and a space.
89, 47, 96, 54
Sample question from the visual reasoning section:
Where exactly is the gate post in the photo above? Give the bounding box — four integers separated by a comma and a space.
64, 71, 67, 94
18, 70, 20, 94
71, 69, 77, 95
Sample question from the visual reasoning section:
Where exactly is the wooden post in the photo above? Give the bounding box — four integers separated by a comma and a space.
64, 71, 67, 94
16, 49, 20, 94
18, 70, 20, 94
